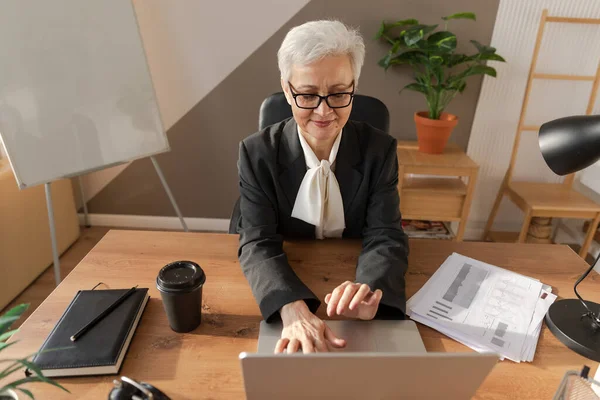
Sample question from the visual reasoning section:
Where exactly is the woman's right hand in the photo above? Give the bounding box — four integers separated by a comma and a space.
276, 300, 346, 354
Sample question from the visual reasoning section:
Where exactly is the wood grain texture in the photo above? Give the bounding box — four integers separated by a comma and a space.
457, 168, 479, 241
581, 213, 600, 259
518, 208, 533, 243
402, 177, 467, 195
519, 125, 541, 131
508, 182, 600, 213
397, 142, 479, 242
401, 214, 462, 222
546, 16, 600, 24
586, 63, 600, 115
532, 73, 596, 81
397, 142, 479, 171
402, 197, 464, 220
2, 230, 599, 399
483, 179, 507, 240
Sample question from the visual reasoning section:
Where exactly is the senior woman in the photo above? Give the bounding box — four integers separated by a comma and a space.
236, 20, 409, 354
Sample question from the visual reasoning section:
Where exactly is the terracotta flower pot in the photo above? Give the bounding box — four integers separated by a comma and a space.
414, 111, 459, 154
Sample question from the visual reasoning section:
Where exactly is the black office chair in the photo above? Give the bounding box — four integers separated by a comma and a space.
229, 92, 390, 234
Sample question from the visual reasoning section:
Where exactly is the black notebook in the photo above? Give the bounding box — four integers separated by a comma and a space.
31, 288, 149, 377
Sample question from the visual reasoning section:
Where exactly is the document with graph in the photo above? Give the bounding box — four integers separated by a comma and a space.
408, 253, 552, 362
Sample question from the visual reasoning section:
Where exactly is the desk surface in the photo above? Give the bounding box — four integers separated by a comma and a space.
3, 231, 599, 399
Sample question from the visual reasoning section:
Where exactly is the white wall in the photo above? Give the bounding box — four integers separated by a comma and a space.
465, 0, 600, 239
78, 0, 310, 202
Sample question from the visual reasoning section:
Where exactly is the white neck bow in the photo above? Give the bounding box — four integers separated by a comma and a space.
291, 128, 345, 239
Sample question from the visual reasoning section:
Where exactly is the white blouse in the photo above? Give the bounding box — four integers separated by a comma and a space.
291, 127, 345, 239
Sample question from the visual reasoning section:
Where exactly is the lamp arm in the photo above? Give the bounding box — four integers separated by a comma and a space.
574, 252, 600, 328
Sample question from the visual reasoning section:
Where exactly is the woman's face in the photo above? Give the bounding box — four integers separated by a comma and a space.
282, 54, 354, 144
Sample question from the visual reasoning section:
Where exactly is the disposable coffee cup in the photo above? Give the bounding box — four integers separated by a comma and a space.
156, 260, 206, 333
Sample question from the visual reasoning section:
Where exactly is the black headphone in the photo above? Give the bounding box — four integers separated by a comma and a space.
108, 376, 171, 400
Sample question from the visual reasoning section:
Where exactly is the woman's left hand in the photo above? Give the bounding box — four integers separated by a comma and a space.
325, 281, 382, 320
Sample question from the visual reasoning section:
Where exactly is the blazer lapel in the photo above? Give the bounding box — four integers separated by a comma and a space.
335, 122, 363, 215
278, 118, 306, 211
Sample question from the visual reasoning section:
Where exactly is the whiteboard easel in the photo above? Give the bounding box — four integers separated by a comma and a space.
0, 0, 189, 285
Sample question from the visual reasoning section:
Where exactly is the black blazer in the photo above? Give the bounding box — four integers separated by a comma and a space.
236, 118, 409, 322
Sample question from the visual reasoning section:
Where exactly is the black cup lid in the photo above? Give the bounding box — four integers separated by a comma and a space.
157, 261, 205, 291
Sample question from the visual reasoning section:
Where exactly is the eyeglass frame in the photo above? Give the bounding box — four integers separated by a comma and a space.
287, 81, 355, 109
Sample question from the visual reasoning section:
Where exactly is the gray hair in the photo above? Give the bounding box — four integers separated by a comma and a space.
277, 20, 366, 85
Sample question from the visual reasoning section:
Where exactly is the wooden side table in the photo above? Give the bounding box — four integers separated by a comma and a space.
397, 141, 479, 241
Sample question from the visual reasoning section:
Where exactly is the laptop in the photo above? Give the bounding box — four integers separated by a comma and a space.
257, 320, 426, 353
240, 351, 498, 400
241, 320, 498, 399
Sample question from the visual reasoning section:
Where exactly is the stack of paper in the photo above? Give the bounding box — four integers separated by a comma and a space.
407, 253, 556, 362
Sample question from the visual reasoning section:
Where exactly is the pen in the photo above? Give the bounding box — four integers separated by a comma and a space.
70, 286, 138, 342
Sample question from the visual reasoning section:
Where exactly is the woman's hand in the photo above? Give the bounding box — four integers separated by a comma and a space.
325, 281, 382, 320
277, 300, 346, 354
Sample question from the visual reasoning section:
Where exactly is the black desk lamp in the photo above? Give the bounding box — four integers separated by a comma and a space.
539, 114, 600, 362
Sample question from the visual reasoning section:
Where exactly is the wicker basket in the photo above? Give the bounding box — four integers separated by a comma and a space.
527, 217, 553, 242
528, 223, 553, 239
526, 234, 553, 244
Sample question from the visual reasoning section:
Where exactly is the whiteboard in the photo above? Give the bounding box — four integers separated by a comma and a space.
0, 0, 169, 189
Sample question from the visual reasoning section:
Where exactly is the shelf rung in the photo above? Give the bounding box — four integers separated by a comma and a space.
401, 215, 462, 222
520, 125, 540, 132
532, 73, 596, 81
402, 177, 467, 195
546, 16, 600, 25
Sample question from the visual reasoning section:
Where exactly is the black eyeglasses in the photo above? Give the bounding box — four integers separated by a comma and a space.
288, 81, 355, 109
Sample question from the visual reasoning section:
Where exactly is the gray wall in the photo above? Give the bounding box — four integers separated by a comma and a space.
87, 0, 500, 218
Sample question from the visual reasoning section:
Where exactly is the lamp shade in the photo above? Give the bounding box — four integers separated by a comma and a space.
538, 115, 600, 176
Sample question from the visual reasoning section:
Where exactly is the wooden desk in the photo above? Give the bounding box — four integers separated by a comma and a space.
3, 231, 599, 399
397, 141, 479, 241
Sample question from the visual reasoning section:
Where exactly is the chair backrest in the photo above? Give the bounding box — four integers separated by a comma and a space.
258, 92, 390, 134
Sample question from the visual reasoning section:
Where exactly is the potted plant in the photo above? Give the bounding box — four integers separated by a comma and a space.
0, 304, 68, 399
376, 12, 505, 154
